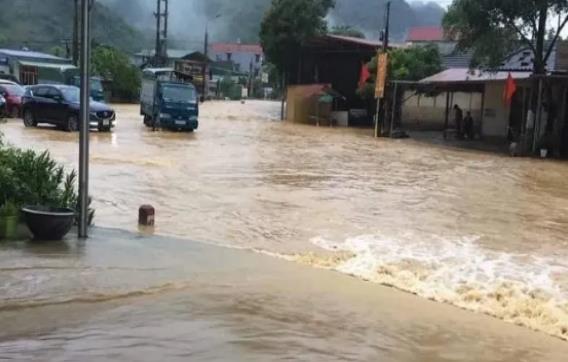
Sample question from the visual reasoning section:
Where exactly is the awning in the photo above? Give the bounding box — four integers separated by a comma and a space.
18, 60, 78, 84
18, 60, 77, 72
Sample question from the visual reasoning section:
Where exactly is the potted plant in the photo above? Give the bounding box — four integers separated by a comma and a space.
0, 201, 19, 240
0, 144, 95, 241
21, 205, 76, 241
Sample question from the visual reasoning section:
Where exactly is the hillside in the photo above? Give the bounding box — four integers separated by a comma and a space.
101, 0, 445, 45
0, 0, 149, 54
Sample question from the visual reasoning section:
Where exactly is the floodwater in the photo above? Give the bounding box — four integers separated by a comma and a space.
2, 101, 568, 360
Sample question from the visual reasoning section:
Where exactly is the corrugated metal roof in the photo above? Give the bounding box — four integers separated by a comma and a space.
0, 48, 68, 61
407, 27, 445, 42
18, 60, 77, 71
420, 68, 531, 84
211, 43, 263, 54
325, 34, 381, 48
135, 49, 197, 59
442, 51, 473, 69
499, 46, 556, 71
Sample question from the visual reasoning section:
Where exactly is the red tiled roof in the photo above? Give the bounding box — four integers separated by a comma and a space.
407, 27, 445, 42
211, 43, 263, 54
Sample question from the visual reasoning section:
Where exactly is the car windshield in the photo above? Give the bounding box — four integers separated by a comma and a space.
160, 85, 196, 103
61, 87, 80, 102
91, 79, 103, 92
2, 84, 24, 96
73, 77, 104, 92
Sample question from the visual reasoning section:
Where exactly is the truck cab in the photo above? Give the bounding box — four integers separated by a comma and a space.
140, 68, 199, 132
71, 76, 105, 102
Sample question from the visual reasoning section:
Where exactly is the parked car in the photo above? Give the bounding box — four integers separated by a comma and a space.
0, 82, 25, 118
0, 74, 19, 84
21, 85, 116, 132
0, 94, 6, 117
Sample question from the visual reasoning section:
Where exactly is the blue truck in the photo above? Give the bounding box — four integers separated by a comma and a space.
140, 68, 199, 132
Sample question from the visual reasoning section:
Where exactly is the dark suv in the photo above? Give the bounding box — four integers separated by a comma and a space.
21, 85, 116, 132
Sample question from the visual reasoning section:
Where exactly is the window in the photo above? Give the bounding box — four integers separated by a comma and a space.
33, 87, 49, 98
255, 54, 260, 63
46, 87, 62, 99
226, 53, 232, 61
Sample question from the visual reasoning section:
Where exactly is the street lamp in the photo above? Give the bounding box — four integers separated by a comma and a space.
202, 14, 221, 102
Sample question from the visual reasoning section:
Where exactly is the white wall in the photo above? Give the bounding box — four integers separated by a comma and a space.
402, 91, 483, 130
481, 82, 509, 138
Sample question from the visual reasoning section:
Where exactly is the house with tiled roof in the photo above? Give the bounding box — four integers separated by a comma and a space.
210, 42, 263, 75
407, 26, 445, 43
405, 26, 472, 69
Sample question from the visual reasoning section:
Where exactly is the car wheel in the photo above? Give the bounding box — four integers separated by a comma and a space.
66, 114, 79, 132
23, 109, 37, 127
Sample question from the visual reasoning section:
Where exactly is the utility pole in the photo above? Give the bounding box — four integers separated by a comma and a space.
78, 0, 92, 238
383, 1, 390, 51
153, 0, 168, 66
202, 23, 209, 101
72, 0, 79, 65
375, 1, 391, 138
163, 0, 168, 60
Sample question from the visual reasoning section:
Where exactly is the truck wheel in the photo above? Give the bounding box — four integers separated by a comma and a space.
66, 115, 79, 132
23, 110, 37, 127
98, 126, 112, 132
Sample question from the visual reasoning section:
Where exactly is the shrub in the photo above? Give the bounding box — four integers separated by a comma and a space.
0, 201, 18, 217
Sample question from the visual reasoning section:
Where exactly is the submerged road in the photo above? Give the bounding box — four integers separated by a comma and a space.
2, 100, 568, 359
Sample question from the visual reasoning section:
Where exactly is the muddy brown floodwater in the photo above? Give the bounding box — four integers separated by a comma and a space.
2, 101, 568, 360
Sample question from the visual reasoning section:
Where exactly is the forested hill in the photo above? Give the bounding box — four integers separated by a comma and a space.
0, 0, 445, 55
0, 0, 148, 54
330, 0, 445, 40
102, 0, 445, 45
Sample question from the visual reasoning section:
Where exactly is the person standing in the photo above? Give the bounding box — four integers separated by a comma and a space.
454, 105, 464, 139
464, 111, 475, 140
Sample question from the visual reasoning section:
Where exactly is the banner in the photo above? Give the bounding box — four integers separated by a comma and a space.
375, 52, 388, 99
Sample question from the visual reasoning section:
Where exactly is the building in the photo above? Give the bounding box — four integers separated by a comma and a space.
286, 34, 397, 126
400, 41, 568, 157
405, 26, 472, 69
210, 43, 263, 74
0, 49, 76, 85
133, 49, 198, 68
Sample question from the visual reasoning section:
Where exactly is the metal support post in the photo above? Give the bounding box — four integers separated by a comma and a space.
78, 0, 91, 238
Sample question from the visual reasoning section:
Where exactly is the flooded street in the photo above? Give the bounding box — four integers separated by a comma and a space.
3, 100, 568, 360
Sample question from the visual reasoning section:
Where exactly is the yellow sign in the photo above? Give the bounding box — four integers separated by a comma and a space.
375, 52, 388, 99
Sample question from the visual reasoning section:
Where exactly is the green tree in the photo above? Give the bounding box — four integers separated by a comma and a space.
358, 45, 443, 99
443, 0, 568, 74
91, 46, 141, 101
330, 25, 365, 38
260, 0, 335, 77
49, 46, 66, 58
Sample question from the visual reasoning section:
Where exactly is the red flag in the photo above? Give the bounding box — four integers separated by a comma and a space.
503, 73, 517, 105
359, 63, 370, 88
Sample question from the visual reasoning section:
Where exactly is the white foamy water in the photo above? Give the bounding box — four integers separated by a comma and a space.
311, 233, 568, 339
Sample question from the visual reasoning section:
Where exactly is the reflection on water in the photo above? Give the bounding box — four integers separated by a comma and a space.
2, 101, 568, 356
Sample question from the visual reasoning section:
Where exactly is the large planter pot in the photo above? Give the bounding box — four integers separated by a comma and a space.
21, 206, 75, 241
0, 215, 19, 240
